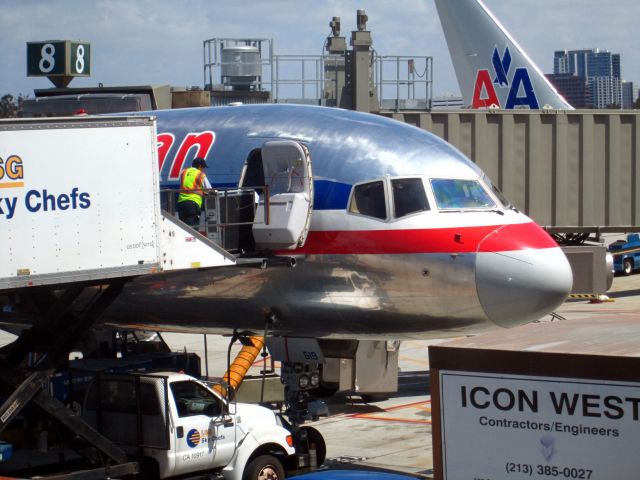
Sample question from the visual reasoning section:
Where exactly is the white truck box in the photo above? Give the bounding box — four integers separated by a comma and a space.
0, 116, 234, 291
0, 117, 161, 289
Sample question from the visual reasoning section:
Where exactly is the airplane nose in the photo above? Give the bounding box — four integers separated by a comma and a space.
475, 224, 573, 328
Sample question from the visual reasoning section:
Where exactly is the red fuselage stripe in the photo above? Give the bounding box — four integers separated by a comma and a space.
288, 222, 557, 255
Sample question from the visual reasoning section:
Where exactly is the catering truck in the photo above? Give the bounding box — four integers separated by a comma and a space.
82, 371, 311, 480
0, 115, 234, 291
0, 117, 322, 480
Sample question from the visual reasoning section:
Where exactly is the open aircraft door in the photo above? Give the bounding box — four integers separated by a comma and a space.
253, 140, 313, 250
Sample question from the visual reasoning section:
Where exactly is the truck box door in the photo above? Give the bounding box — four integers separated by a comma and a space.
252, 140, 313, 250
170, 380, 237, 476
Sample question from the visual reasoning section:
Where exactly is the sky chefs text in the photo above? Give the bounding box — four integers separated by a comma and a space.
0, 155, 91, 220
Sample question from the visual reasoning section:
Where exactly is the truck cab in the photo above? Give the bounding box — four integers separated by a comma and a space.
82, 371, 296, 480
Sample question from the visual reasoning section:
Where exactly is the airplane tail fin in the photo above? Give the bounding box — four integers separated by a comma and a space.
434, 0, 573, 110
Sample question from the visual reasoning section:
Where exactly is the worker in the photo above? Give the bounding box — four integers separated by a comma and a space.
177, 157, 211, 228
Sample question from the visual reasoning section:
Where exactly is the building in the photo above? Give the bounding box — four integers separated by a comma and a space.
622, 81, 635, 109
589, 76, 621, 109
545, 73, 590, 108
553, 48, 622, 108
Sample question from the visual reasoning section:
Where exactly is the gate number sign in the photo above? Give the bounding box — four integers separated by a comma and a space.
27, 41, 91, 77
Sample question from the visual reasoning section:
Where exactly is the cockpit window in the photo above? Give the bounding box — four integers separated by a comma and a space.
482, 174, 512, 208
431, 179, 496, 210
349, 181, 387, 220
391, 178, 429, 218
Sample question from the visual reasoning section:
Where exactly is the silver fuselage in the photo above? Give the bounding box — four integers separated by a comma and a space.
102, 105, 572, 339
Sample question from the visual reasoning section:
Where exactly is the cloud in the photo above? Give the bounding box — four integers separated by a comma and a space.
1, 0, 638, 99
484, 0, 640, 81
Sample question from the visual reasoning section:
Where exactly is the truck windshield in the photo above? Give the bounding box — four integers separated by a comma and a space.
171, 381, 222, 417
431, 178, 496, 210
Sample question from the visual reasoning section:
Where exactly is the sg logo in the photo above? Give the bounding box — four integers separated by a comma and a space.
0, 155, 24, 183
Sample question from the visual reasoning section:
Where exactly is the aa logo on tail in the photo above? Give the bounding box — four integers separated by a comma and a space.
472, 46, 539, 109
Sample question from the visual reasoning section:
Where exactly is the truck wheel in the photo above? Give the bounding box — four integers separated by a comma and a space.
302, 425, 326, 467
624, 258, 634, 276
243, 454, 285, 480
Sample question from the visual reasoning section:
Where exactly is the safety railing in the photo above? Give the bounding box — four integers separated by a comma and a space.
162, 186, 269, 223
375, 55, 433, 111
161, 186, 271, 253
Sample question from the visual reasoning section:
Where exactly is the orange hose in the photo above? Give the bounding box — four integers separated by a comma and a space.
216, 336, 264, 396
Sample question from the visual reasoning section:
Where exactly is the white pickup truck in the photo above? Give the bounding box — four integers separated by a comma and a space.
82, 371, 298, 480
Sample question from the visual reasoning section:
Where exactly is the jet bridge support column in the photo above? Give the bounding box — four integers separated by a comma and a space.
325, 17, 347, 108
349, 10, 379, 113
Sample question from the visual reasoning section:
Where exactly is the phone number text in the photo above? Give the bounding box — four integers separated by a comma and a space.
505, 462, 593, 479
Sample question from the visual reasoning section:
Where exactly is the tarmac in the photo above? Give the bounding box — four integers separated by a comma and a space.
1, 274, 640, 479
158, 331, 438, 478
164, 273, 640, 479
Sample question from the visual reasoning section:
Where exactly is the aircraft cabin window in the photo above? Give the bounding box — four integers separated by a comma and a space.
349, 181, 386, 220
269, 165, 294, 195
392, 178, 430, 218
431, 179, 496, 210
170, 380, 222, 418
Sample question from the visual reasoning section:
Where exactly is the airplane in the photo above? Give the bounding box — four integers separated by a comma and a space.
94, 103, 573, 340
0, 103, 572, 424
435, 0, 573, 110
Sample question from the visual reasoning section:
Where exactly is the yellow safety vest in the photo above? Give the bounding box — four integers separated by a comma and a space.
178, 167, 206, 208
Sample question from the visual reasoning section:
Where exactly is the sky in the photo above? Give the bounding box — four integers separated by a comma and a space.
1, 0, 639, 100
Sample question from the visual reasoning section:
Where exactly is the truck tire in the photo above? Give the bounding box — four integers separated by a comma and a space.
302, 425, 326, 467
243, 454, 285, 480
624, 258, 634, 276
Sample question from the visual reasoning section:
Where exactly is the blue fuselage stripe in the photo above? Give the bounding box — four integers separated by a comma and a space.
313, 180, 352, 210
163, 179, 352, 211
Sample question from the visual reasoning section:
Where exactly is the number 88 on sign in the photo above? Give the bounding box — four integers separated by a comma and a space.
27, 40, 91, 77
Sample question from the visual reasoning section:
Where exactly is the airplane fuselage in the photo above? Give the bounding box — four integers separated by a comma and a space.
103, 104, 572, 339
